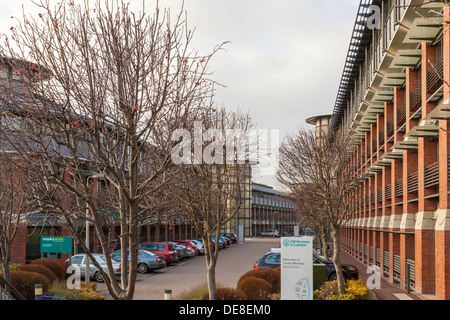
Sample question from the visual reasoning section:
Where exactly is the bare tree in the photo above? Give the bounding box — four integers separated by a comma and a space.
171, 106, 254, 300
290, 184, 331, 260
0, 156, 36, 283
277, 127, 354, 293
0, 0, 226, 299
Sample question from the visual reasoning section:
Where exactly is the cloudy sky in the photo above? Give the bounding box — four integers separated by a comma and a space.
0, 0, 359, 188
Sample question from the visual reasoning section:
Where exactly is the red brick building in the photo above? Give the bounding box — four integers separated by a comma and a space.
330, 0, 450, 299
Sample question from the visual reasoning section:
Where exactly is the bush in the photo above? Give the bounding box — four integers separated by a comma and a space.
9, 271, 50, 300
74, 282, 105, 300
314, 280, 370, 300
47, 282, 79, 300
56, 259, 72, 279
237, 277, 272, 300
344, 280, 369, 300
175, 283, 210, 300
202, 287, 247, 300
237, 268, 280, 294
77, 290, 106, 300
19, 264, 58, 283
30, 258, 66, 281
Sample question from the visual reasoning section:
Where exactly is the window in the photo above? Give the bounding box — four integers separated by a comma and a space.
70, 255, 84, 265
265, 254, 280, 264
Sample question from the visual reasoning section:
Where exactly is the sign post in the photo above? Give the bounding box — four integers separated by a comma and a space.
281, 236, 313, 300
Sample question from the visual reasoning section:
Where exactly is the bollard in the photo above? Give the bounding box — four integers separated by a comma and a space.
35, 284, 43, 300
164, 289, 172, 300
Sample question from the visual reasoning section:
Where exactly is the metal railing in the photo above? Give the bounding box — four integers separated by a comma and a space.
397, 97, 406, 126
409, 76, 422, 114
383, 251, 390, 275
407, 171, 419, 193
386, 119, 394, 137
385, 184, 392, 200
426, 51, 443, 94
424, 161, 439, 188
395, 179, 403, 198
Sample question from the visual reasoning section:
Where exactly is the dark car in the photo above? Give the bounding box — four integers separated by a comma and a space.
221, 233, 237, 244
253, 250, 359, 281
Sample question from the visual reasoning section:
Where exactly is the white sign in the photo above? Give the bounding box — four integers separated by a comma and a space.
281, 236, 313, 300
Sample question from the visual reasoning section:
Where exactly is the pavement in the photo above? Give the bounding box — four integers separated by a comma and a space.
338, 247, 424, 300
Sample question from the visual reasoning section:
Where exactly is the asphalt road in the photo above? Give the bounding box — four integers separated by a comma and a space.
97, 237, 281, 300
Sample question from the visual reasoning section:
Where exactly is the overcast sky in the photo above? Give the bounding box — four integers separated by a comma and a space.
0, 0, 359, 188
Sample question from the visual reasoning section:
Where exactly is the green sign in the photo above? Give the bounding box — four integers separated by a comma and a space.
40, 236, 73, 253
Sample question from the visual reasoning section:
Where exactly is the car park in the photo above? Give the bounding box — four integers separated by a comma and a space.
260, 230, 280, 237
253, 249, 359, 281
67, 253, 121, 282
111, 249, 166, 274
138, 242, 179, 265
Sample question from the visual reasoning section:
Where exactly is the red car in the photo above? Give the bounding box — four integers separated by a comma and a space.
173, 240, 199, 255
138, 242, 179, 264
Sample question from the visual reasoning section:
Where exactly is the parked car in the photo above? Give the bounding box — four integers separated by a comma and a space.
222, 236, 231, 246
173, 240, 199, 255
67, 253, 121, 282
166, 242, 189, 260
111, 249, 166, 274
212, 235, 227, 249
138, 242, 179, 265
188, 239, 205, 255
220, 233, 237, 243
253, 250, 359, 281
260, 230, 280, 237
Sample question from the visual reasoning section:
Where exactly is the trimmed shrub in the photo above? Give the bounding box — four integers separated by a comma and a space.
237, 268, 280, 294
30, 258, 66, 281
19, 264, 58, 283
10, 271, 50, 300
237, 277, 272, 300
57, 259, 72, 279
202, 287, 247, 300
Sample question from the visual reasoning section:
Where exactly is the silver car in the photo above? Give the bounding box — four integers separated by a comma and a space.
188, 239, 205, 255
111, 249, 166, 273
260, 230, 280, 237
67, 253, 121, 282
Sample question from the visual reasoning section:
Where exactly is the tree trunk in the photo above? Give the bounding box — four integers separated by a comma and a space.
331, 228, 345, 293
320, 231, 329, 261
206, 263, 217, 300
